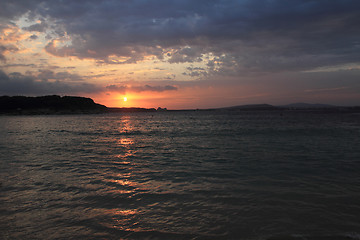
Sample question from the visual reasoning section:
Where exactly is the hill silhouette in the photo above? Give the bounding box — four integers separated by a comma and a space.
222, 104, 279, 111
280, 103, 335, 109
1, 96, 359, 115
0, 95, 107, 115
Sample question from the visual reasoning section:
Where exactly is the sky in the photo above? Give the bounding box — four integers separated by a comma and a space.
1, 0, 360, 109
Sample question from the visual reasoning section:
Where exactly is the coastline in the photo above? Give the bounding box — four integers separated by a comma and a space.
1, 95, 360, 115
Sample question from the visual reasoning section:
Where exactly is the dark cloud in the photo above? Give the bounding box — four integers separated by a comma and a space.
29, 34, 38, 40
0, 0, 43, 21
2, 63, 37, 68
23, 22, 48, 32
0, 44, 19, 62
4, 0, 360, 74
106, 84, 178, 93
168, 47, 204, 63
183, 66, 207, 77
0, 46, 6, 62
0, 69, 100, 95
105, 85, 127, 93
37, 69, 83, 82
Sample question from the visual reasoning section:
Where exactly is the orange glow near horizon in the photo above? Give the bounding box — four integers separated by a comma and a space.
93, 91, 175, 109
90, 83, 274, 110
91, 88, 209, 109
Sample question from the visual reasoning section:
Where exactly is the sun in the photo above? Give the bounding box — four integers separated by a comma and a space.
123, 97, 128, 102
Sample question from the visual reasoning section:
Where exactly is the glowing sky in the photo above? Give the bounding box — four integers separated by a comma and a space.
1, 0, 360, 109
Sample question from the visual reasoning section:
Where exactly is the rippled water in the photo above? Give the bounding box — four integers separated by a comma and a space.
1, 111, 360, 240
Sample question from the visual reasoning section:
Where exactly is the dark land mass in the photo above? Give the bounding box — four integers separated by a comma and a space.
208, 103, 360, 113
0, 95, 107, 115
222, 103, 360, 113
169, 104, 280, 112
1, 95, 360, 115
171, 103, 360, 113
280, 103, 335, 109
277, 103, 360, 113
171, 103, 358, 112
0, 95, 160, 115
220, 104, 280, 111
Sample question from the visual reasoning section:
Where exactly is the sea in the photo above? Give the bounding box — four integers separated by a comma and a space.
1, 110, 360, 240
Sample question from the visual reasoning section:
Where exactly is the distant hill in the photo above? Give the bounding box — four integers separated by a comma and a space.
202, 104, 280, 111
280, 103, 335, 109
1, 96, 359, 115
196, 103, 360, 113
223, 104, 279, 110
0, 95, 107, 115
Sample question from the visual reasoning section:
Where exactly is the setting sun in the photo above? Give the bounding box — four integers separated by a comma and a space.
123, 97, 127, 102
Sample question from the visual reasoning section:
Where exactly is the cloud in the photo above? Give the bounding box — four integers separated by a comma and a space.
0, 44, 19, 62
4, 0, 360, 75
106, 84, 178, 93
37, 69, 83, 82
0, 69, 100, 95
304, 87, 348, 93
168, 47, 204, 63
0, 0, 43, 21
29, 34, 38, 40
23, 22, 48, 32
0, 22, 27, 43
0, 46, 7, 62
44, 39, 76, 58
183, 66, 207, 77
2, 63, 37, 68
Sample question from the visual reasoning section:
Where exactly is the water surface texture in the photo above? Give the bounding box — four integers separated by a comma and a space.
1, 111, 360, 239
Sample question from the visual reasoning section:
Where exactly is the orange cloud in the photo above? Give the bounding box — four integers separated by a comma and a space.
106, 84, 178, 93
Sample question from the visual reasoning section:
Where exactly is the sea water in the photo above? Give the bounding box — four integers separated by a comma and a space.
1, 111, 360, 240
